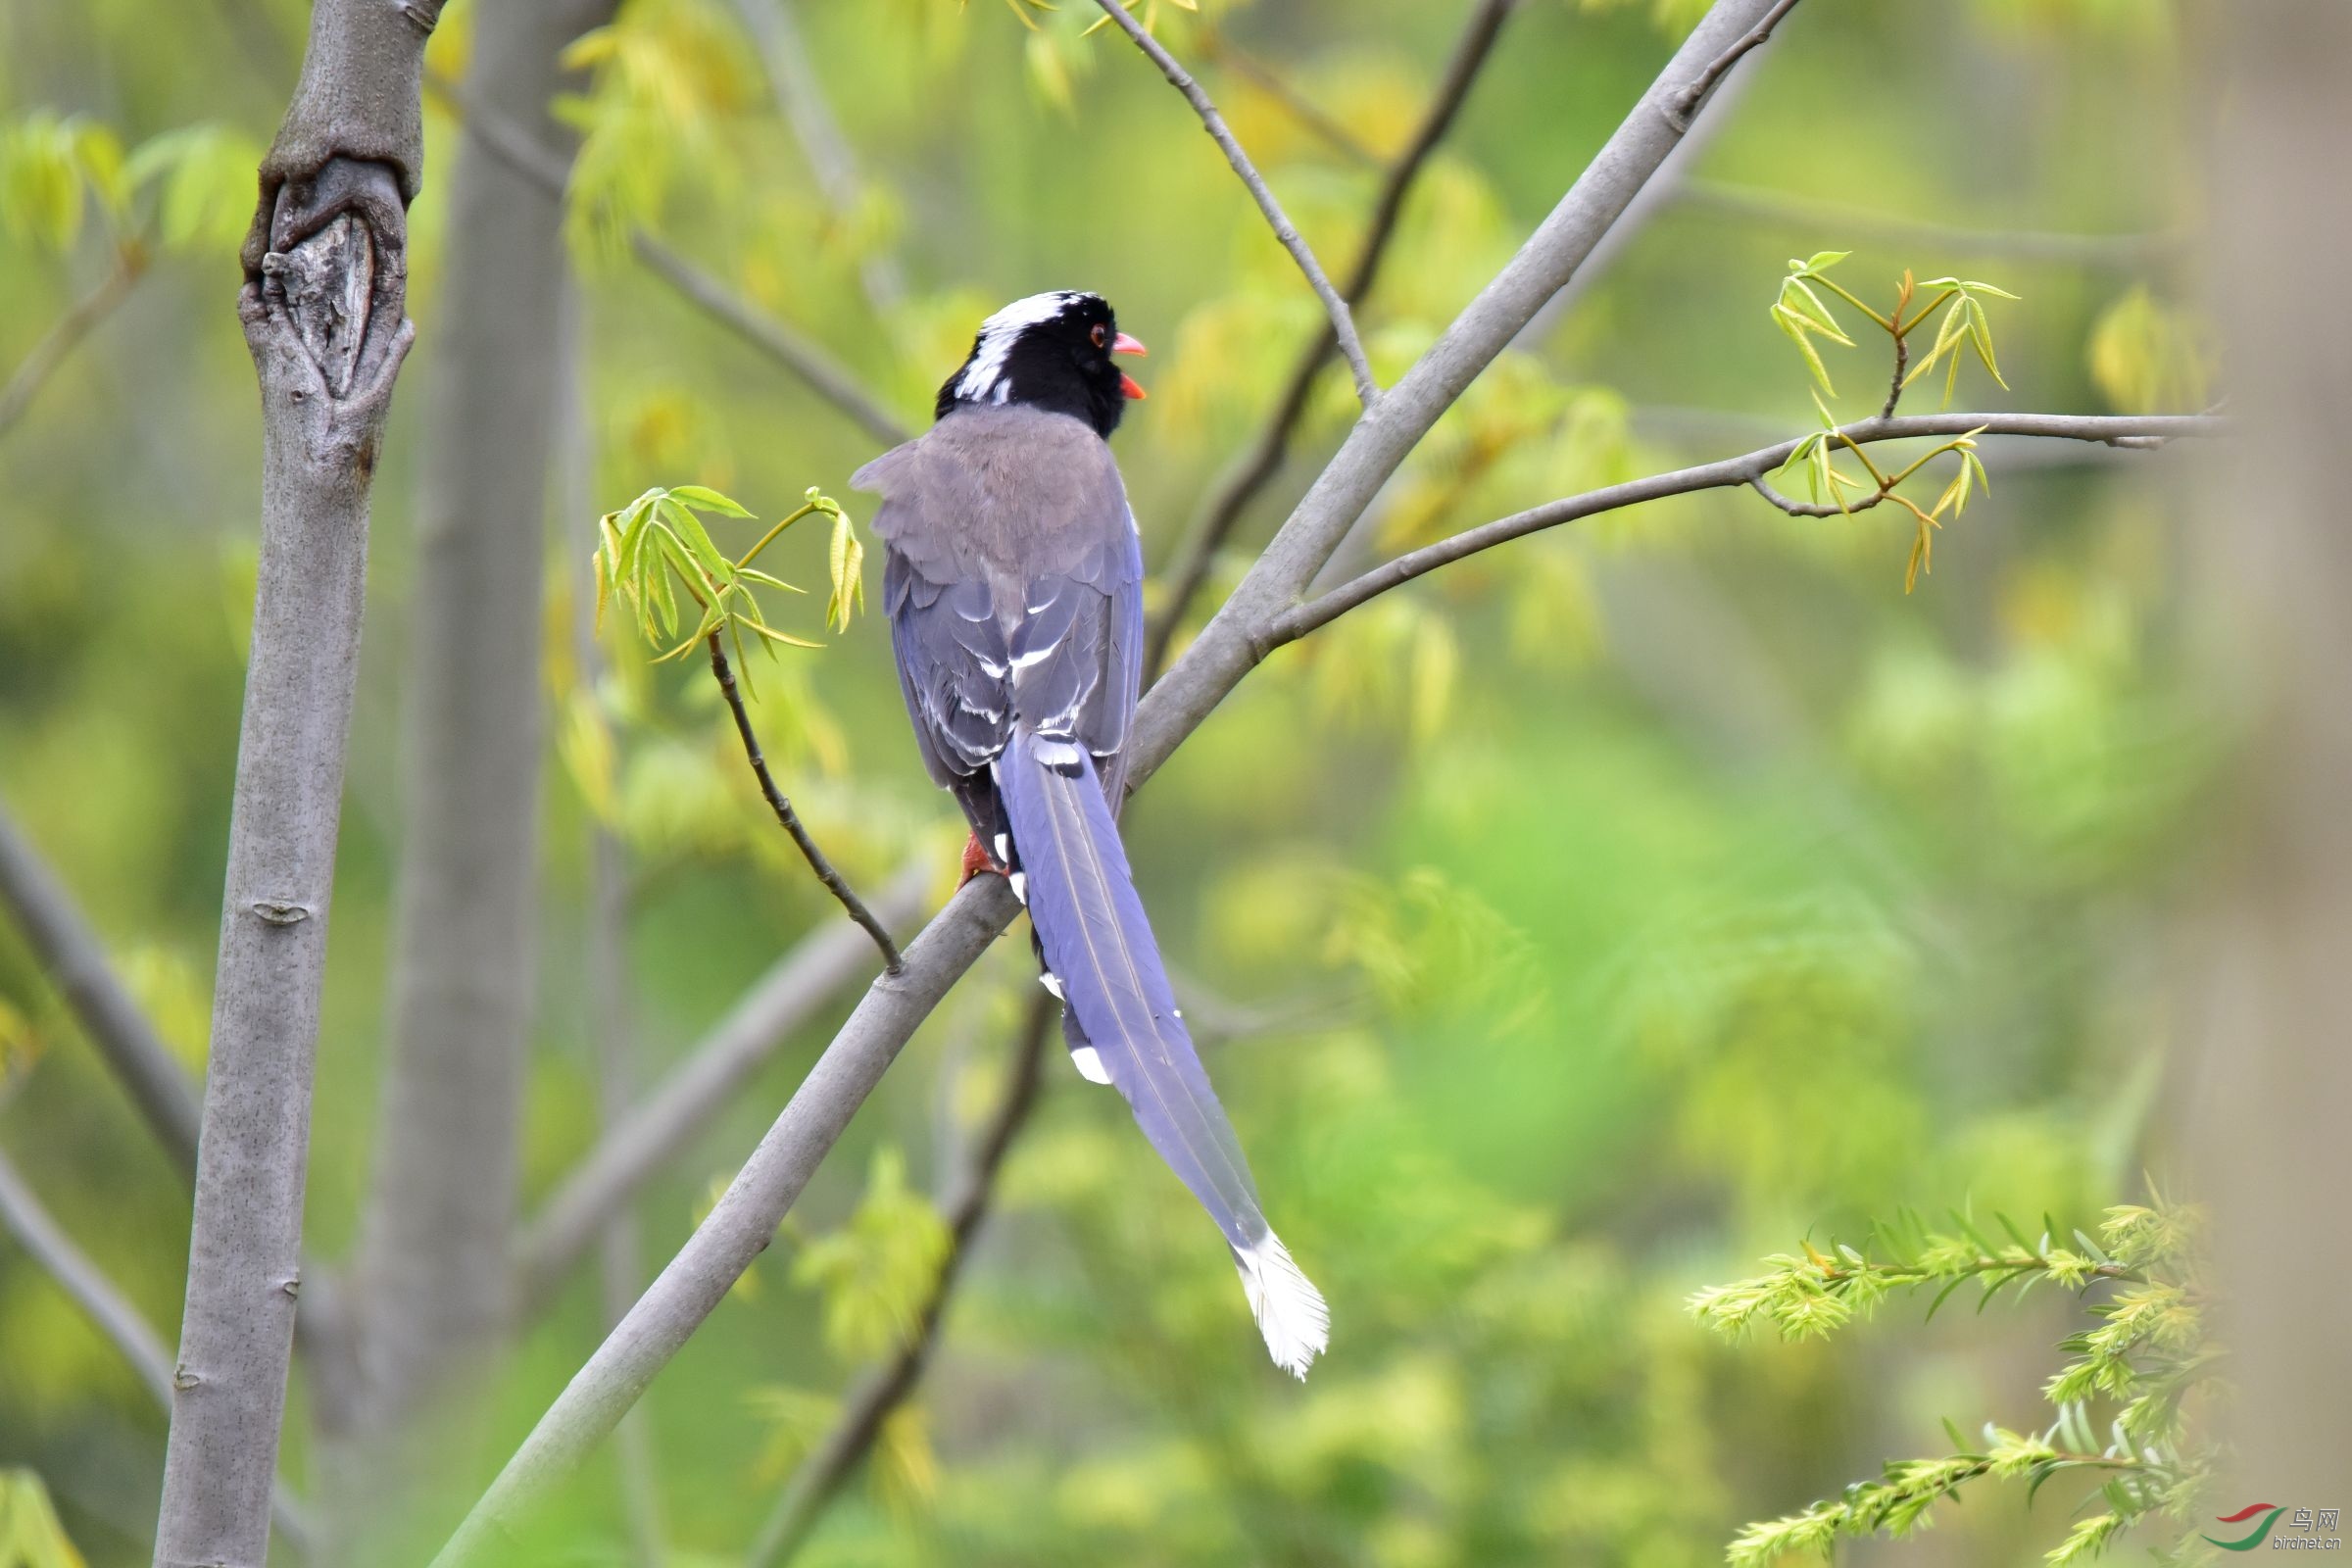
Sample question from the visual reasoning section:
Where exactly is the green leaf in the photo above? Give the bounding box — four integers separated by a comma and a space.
667, 482, 753, 516
826, 508, 867, 634
0, 1468, 88, 1568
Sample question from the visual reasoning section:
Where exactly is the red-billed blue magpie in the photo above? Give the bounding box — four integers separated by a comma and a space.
854, 291, 1328, 1377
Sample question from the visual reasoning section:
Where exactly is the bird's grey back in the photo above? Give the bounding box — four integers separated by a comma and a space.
853, 404, 1132, 595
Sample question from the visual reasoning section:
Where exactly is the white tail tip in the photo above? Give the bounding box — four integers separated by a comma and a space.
1232, 1231, 1329, 1379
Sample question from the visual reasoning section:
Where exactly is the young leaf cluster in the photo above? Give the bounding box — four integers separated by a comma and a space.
1769, 254, 2017, 591
592, 483, 866, 685
1, 110, 262, 259
1694, 1194, 2216, 1567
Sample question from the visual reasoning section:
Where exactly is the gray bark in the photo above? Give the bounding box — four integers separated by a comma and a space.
426, 7, 1792, 1556
2183, 0, 2352, 1494
155, 3, 442, 1562
345, 0, 615, 1454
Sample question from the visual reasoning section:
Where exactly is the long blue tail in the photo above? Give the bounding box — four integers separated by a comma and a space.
995, 728, 1327, 1377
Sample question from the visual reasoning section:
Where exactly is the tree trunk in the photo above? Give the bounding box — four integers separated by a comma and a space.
154, 3, 442, 1564
329, 0, 615, 1540
2183, 0, 2352, 1498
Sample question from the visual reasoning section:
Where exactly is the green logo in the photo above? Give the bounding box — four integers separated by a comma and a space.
2206, 1504, 2286, 1551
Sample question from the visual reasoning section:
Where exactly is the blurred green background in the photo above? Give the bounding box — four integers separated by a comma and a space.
0, 0, 2209, 1562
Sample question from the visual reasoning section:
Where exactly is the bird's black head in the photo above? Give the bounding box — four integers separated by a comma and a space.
935, 290, 1148, 439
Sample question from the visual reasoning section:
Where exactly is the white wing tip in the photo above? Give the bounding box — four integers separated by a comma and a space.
1233, 1231, 1329, 1380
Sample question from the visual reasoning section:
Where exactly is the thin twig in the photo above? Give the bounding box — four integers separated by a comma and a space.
707, 633, 902, 972
1091, 0, 1379, 409
428, 69, 914, 448
1665, 0, 1802, 130
0, 246, 147, 445
745, 991, 1054, 1568
1146, 0, 1518, 679
1269, 412, 2224, 646
1199, 29, 1382, 168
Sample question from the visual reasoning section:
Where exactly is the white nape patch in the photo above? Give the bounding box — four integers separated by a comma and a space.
1232, 1231, 1329, 1380
1008, 870, 1028, 905
1068, 1045, 1112, 1085
1039, 970, 1063, 1000
953, 290, 1088, 404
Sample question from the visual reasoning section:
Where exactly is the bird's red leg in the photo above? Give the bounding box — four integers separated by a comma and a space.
959, 831, 1008, 886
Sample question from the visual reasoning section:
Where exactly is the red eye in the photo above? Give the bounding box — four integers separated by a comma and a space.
1091, 323, 1106, 348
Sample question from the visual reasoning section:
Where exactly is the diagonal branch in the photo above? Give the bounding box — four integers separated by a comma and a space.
0, 1147, 176, 1402
0, 1149, 317, 1553
429, 71, 913, 448
0, 245, 148, 445
514, 860, 931, 1318
1090, 0, 1379, 409
1198, 29, 1381, 168
0, 802, 202, 1178
1676, 179, 2177, 269
744, 991, 1054, 1568
630, 233, 911, 446
731, 0, 908, 316
1269, 412, 2224, 646
424, 10, 1833, 1555
1146, 0, 1520, 679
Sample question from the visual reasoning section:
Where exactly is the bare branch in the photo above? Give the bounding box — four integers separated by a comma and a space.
0, 1147, 175, 1403
0, 1149, 318, 1554
746, 992, 1054, 1568
434, 875, 1021, 1567
1090, 0, 1379, 409
1677, 179, 2178, 269
0, 247, 147, 445
1665, 0, 1802, 130
1199, 29, 1381, 168
1147, 0, 1520, 679
708, 635, 903, 972
514, 861, 931, 1318
731, 0, 908, 315
1272, 412, 2225, 645
630, 233, 912, 446
0, 802, 202, 1177
429, 72, 914, 448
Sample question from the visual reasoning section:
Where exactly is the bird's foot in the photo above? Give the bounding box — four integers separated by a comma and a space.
959, 832, 1009, 886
